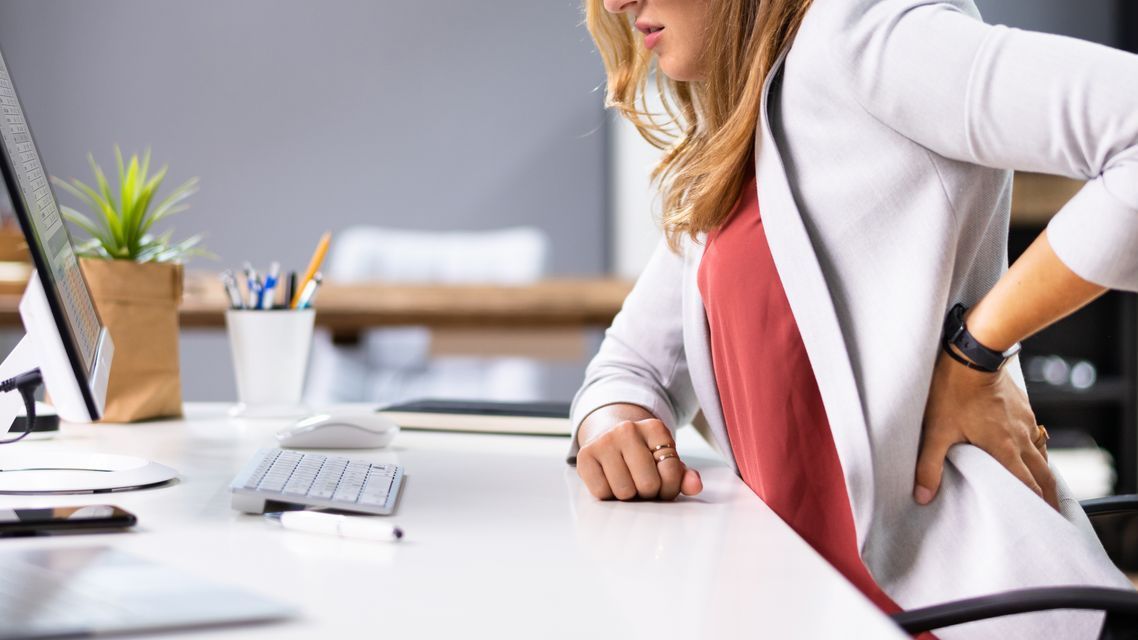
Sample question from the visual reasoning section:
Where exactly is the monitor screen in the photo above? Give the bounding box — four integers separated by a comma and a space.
0, 46, 102, 379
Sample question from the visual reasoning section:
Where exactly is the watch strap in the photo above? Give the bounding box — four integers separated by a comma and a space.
942, 342, 998, 372
943, 303, 1021, 373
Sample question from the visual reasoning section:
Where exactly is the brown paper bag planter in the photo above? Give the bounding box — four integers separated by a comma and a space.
79, 258, 183, 421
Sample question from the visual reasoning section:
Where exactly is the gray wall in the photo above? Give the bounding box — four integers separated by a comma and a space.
0, 0, 606, 274
0, 0, 606, 401
974, 0, 1118, 45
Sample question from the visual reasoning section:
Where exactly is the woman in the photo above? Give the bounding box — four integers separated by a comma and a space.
569, 0, 1138, 637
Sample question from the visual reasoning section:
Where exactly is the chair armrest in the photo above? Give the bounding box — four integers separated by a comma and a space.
1082, 495, 1138, 518
891, 587, 1138, 635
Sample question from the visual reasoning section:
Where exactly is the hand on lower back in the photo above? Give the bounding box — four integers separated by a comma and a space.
916, 350, 1058, 510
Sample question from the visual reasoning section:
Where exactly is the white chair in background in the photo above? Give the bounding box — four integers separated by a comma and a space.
304, 226, 551, 406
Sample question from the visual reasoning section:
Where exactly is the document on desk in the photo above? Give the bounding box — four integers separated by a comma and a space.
377, 398, 571, 436
0, 546, 295, 639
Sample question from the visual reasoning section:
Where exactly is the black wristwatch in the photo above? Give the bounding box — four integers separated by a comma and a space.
942, 303, 1021, 373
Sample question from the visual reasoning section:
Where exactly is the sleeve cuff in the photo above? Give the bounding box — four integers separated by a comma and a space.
1047, 178, 1138, 291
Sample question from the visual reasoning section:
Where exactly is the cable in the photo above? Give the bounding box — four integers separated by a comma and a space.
0, 368, 43, 445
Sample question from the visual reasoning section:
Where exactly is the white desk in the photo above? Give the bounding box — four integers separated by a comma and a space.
0, 404, 907, 639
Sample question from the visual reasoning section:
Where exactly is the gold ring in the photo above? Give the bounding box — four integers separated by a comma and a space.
1033, 424, 1050, 449
655, 452, 678, 463
651, 443, 676, 452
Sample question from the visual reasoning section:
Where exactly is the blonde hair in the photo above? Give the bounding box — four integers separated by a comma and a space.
586, 0, 813, 249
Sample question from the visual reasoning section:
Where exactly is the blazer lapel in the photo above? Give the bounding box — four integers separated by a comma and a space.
754, 51, 877, 549
681, 238, 735, 470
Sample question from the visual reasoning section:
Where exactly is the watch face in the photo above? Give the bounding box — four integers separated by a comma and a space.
944, 304, 966, 342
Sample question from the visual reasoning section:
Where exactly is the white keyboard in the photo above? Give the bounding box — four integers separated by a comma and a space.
229, 448, 404, 516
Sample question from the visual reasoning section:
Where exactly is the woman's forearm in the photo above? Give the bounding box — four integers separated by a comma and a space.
965, 230, 1107, 352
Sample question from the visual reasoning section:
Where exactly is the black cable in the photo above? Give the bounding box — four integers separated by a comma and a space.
0, 368, 43, 445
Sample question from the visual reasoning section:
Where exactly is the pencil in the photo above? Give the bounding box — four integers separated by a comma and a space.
291, 231, 332, 308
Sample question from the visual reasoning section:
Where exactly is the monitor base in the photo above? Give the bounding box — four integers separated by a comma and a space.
0, 280, 170, 494
6, 401, 60, 441
0, 451, 178, 494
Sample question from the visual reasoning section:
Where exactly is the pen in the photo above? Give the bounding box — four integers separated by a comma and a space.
291, 231, 332, 308
265, 511, 403, 542
296, 272, 323, 309
220, 270, 245, 309
260, 262, 280, 310
242, 262, 261, 309
284, 271, 297, 309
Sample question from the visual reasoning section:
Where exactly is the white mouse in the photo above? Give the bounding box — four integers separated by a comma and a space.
276, 414, 399, 449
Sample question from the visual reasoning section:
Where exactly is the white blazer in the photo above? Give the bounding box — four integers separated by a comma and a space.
568, 0, 1138, 637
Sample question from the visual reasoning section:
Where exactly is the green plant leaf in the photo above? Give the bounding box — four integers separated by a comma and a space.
120, 153, 139, 248
141, 205, 188, 237
124, 164, 153, 255
139, 148, 152, 184
136, 231, 214, 263
71, 236, 111, 259
59, 205, 113, 246
113, 146, 127, 210
140, 176, 196, 234
87, 153, 119, 219
162, 234, 213, 263
66, 177, 122, 246
51, 176, 102, 213
56, 147, 206, 263
82, 154, 124, 249
133, 165, 168, 239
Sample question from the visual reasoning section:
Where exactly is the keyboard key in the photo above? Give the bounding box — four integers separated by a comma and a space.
259, 452, 304, 492
332, 485, 362, 501
282, 468, 319, 496
243, 450, 280, 489
358, 476, 394, 506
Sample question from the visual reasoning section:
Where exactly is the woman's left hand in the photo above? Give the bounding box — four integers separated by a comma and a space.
916, 350, 1059, 510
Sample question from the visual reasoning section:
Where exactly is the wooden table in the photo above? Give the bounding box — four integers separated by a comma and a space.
0, 272, 633, 337
179, 273, 632, 331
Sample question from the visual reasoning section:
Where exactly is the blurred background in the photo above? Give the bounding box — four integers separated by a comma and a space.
0, 0, 1134, 499
0, 0, 609, 404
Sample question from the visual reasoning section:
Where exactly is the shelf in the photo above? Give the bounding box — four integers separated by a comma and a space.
1027, 377, 1132, 407
1010, 172, 1085, 227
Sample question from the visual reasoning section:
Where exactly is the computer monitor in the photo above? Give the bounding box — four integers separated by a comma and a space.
0, 43, 176, 493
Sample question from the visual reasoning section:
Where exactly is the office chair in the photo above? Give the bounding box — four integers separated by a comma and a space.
892, 495, 1138, 638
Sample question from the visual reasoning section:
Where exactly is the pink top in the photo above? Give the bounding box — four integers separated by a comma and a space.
697, 177, 926, 631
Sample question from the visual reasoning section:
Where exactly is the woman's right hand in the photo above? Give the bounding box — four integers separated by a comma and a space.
576, 404, 702, 501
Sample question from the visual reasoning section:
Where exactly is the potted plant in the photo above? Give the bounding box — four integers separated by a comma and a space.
51, 147, 206, 422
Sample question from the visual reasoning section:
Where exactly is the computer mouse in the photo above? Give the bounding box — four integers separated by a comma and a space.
276, 414, 400, 449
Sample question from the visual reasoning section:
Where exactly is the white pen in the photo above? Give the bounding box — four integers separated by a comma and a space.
242, 262, 261, 309
265, 510, 403, 542
220, 270, 245, 309
295, 272, 323, 309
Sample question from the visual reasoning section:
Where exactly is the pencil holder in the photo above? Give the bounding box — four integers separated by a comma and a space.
225, 309, 315, 418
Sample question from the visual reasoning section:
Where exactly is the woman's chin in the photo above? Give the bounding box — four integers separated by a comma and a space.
656, 55, 703, 83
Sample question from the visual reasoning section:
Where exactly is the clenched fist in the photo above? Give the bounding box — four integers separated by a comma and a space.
576, 404, 702, 501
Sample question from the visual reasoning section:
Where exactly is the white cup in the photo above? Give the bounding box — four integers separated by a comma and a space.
225, 309, 315, 418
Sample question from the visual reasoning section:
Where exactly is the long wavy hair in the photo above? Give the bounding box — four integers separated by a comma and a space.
586, 0, 813, 249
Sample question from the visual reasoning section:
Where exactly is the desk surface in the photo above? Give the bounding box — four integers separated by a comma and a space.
0, 404, 905, 639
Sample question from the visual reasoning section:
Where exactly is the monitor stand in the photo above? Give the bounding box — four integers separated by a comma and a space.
0, 333, 178, 494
